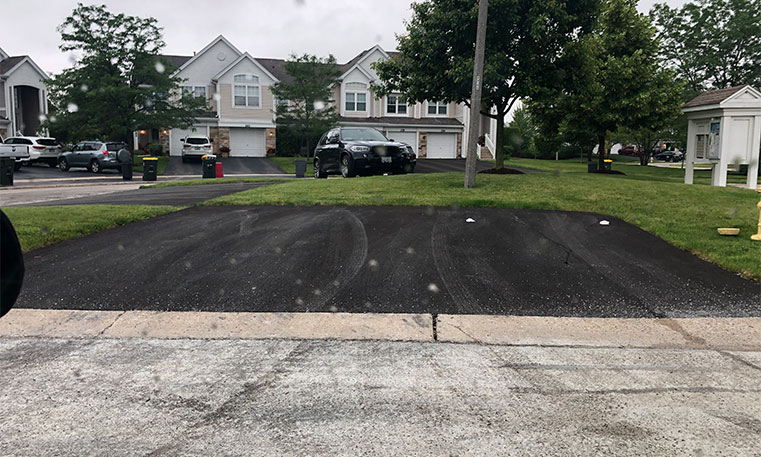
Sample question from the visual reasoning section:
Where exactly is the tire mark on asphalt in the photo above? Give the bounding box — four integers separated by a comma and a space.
431, 210, 483, 314
312, 208, 368, 309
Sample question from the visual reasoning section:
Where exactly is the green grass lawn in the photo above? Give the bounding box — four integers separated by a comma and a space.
133, 155, 169, 175
270, 156, 314, 175
206, 169, 761, 280
3, 205, 180, 252
141, 177, 289, 189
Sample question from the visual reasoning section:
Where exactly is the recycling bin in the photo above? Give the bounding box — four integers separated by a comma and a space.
295, 159, 306, 178
0, 158, 14, 186
202, 155, 217, 179
142, 157, 158, 181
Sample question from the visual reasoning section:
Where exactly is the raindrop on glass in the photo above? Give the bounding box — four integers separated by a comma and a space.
80, 84, 89, 92
39, 225, 49, 236
332, 280, 340, 287
296, 279, 303, 285
296, 297, 304, 305
313, 100, 325, 111
229, 258, 237, 265
154, 61, 165, 74
313, 289, 322, 296
117, 244, 125, 251
67, 102, 79, 113
368, 259, 379, 269
184, 261, 192, 269
428, 283, 440, 293
406, 247, 415, 255
329, 305, 338, 313
214, 93, 221, 102
49, 115, 57, 123
274, 247, 282, 254
38, 114, 47, 123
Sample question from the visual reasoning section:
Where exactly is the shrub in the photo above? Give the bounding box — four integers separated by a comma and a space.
148, 144, 163, 156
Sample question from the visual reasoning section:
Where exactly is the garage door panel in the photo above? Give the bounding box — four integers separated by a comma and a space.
427, 133, 456, 159
229, 128, 265, 157
388, 131, 417, 149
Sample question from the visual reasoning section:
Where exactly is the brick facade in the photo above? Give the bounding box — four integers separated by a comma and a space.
159, 130, 169, 155
456, 133, 463, 158
418, 132, 427, 158
209, 127, 231, 155
265, 128, 276, 152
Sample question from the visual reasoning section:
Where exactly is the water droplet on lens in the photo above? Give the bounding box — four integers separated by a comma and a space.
368, 259, 379, 269
214, 93, 221, 102
117, 244, 125, 251
329, 305, 338, 313
218, 288, 225, 296
154, 61, 165, 73
80, 84, 89, 92
184, 261, 192, 269
313, 289, 322, 296
39, 225, 49, 235
296, 279, 303, 285
406, 247, 415, 255
67, 102, 79, 113
428, 283, 440, 293
38, 114, 47, 123
332, 280, 340, 287
295, 297, 304, 305
274, 247, 282, 254
229, 258, 237, 265
313, 101, 325, 110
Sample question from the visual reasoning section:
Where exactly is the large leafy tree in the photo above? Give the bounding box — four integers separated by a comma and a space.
373, 0, 599, 170
532, 0, 683, 170
270, 55, 341, 160
651, 0, 761, 92
45, 3, 204, 144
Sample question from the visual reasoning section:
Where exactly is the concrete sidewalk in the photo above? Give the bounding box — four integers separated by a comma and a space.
1, 311, 760, 456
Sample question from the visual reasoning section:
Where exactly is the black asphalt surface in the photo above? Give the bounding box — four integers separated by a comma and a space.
163, 157, 285, 176
17, 206, 760, 317
28, 182, 277, 207
414, 159, 535, 174
12, 163, 122, 181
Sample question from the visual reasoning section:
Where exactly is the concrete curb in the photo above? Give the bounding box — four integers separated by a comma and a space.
2, 309, 761, 350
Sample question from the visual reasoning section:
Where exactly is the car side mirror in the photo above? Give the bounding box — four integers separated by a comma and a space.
210, 138, 214, 143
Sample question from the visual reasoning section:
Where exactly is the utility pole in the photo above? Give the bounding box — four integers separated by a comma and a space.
464, 0, 489, 188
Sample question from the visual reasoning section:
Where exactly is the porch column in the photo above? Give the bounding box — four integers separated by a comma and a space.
684, 119, 696, 185
748, 115, 761, 190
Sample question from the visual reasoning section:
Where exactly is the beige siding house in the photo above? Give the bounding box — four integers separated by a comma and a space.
141, 36, 496, 159
0, 46, 50, 140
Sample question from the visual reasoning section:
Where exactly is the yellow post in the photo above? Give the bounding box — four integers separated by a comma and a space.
753, 188, 761, 241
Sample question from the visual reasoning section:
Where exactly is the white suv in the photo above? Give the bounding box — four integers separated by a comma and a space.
181, 136, 213, 162
4, 136, 61, 167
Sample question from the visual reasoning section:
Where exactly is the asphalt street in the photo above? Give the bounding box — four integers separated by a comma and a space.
163, 157, 285, 175
17, 206, 760, 317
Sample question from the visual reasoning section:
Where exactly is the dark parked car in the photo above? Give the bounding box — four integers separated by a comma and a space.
313, 127, 416, 178
58, 141, 128, 173
654, 150, 683, 162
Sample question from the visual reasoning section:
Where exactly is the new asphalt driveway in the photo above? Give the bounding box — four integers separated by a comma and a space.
17, 206, 759, 317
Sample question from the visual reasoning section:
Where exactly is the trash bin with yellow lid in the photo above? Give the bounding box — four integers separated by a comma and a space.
142, 157, 158, 181
602, 159, 613, 171
202, 154, 217, 179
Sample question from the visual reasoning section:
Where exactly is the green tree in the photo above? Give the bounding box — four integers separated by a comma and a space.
270, 54, 341, 160
372, 0, 599, 170
44, 3, 205, 144
651, 0, 761, 92
534, 0, 683, 170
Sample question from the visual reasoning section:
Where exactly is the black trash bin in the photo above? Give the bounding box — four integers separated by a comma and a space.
142, 157, 158, 181
0, 158, 14, 186
202, 155, 217, 179
117, 149, 133, 181
294, 159, 306, 178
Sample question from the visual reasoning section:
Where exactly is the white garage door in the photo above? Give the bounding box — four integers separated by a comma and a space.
229, 128, 266, 157
388, 131, 417, 150
426, 133, 457, 159
170, 127, 201, 156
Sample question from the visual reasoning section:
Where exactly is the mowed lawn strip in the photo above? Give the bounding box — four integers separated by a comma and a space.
206, 171, 761, 280
4, 205, 180, 252
140, 177, 289, 189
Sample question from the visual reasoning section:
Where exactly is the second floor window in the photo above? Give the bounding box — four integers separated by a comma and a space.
387, 95, 407, 115
233, 74, 260, 107
428, 101, 448, 116
345, 82, 368, 112
182, 86, 207, 99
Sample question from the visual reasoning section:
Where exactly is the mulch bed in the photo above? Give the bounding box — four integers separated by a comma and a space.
478, 168, 526, 175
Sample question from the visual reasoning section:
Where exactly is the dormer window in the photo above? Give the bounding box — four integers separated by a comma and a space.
345, 82, 368, 112
233, 74, 260, 108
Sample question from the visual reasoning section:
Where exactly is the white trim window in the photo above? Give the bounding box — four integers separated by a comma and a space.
233, 74, 260, 108
181, 85, 207, 99
427, 101, 448, 116
344, 82, 368, 112
386, 95, 408, 115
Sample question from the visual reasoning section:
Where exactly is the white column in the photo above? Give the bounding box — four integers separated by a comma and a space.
748, 115, 761, 190
684, 119, 696, 185
713, 116, 731, 187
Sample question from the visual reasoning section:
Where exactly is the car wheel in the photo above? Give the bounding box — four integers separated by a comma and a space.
340, 155, 356, 178
58, 158, 70, 171
314, 158, 327, 179
89, 159, 101, 173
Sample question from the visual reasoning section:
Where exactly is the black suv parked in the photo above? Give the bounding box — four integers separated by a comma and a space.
313, 127, 416, 178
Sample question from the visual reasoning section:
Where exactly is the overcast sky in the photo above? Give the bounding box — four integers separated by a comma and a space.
2, 0, 687, 75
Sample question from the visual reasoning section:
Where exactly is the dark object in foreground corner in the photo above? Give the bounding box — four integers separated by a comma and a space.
478, 168, 525, 175
0, 158, 14, 186
0, 210, 24, 318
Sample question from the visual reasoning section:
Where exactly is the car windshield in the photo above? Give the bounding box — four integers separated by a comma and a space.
36, 139, 58, 146
186, 138, 208, 145
340, 128, 388, 142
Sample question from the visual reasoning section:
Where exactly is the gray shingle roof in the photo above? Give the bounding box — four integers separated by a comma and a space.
339, 116, 464, 127
159, 54, 192, 70
0, 56, 26, 75
683, 85, 748, 108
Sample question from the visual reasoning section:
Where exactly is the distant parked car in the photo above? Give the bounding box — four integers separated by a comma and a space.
654, 150, 684, 162
58, 141, 128, 173
618, 144, 641, 156
313, 127, 416, 178
4, 136, 60, 167
181, 136, 213, 162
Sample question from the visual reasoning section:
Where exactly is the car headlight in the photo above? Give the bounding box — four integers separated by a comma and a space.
350, 145, 370, 153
